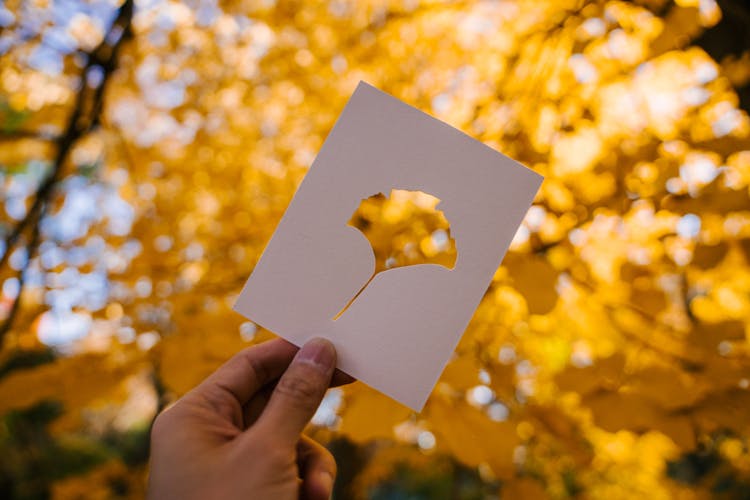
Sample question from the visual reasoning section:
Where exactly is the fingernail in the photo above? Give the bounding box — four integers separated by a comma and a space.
318, 470, 334, 496
297, 338, 336, 372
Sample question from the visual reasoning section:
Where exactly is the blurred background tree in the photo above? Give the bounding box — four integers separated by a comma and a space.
1, 0, 749, 498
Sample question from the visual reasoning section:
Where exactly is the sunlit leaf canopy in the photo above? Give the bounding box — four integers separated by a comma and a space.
1, 0, 749, 497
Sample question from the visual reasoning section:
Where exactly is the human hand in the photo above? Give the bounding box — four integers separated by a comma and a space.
147, 337, 352, 500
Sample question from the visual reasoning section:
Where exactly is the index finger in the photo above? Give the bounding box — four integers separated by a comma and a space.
193, 338, 298, 406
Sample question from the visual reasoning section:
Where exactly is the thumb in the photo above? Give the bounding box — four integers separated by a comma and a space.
253, 338, 336, 445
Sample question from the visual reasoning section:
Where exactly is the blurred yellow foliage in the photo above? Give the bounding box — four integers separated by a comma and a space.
1, 0, 750, 498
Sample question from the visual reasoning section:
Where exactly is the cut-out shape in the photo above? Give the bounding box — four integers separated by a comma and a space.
333, 189, 457, 320
234, 82, 543, 411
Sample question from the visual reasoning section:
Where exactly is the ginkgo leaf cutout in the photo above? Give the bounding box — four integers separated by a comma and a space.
332, 189, 457, 320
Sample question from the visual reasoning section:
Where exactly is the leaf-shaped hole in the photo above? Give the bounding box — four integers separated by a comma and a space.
333, 189, 456, 320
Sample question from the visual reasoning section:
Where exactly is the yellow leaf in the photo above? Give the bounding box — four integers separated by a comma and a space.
428, 397, 519, 479
339, 383, 412, 442
504, 253, 559, 314
0, 354, 136, 415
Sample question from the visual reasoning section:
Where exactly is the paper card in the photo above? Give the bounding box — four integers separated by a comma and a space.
234, 82, 543, 411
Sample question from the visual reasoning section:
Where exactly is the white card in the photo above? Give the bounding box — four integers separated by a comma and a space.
234, 82, 542, 411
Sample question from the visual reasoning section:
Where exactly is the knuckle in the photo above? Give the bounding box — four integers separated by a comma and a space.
244, 351, 271, 383
275, 370, 323, 404
326, 451, 337, 476
315, 449, 337, 477
202, 385, 238, 420
150, 409, 175, 440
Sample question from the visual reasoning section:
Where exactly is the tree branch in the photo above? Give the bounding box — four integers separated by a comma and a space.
0, 130, 59, 142
0, 0, 134, 342
0, 215, 41, 340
